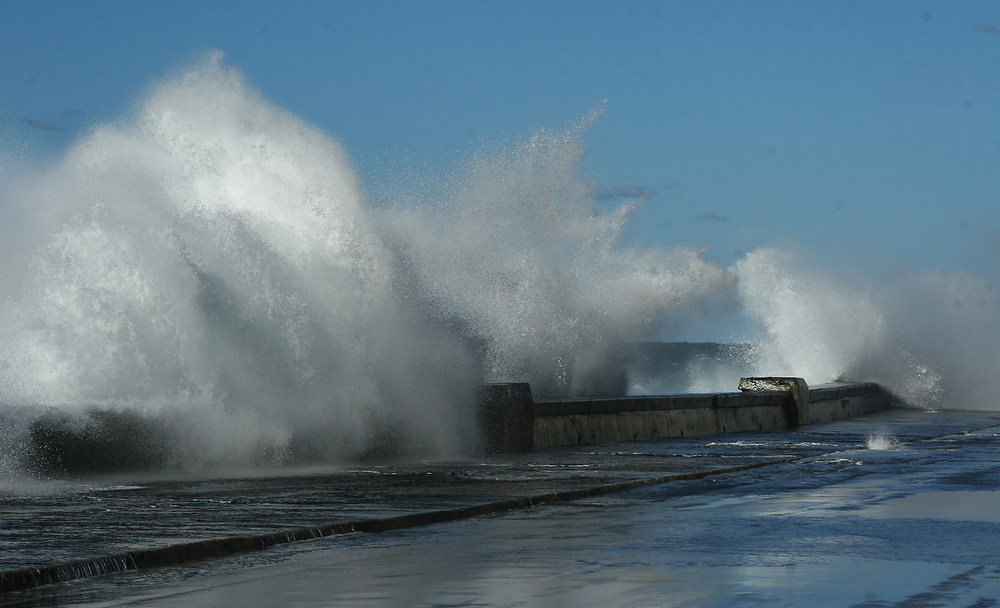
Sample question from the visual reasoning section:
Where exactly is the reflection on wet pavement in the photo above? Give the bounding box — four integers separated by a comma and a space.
6, 409, 1000, 607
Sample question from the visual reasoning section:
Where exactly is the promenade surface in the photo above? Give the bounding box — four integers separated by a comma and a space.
6, 407, 1000, 607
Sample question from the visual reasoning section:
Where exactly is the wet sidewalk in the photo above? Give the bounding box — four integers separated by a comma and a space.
5, 408, 1000, 607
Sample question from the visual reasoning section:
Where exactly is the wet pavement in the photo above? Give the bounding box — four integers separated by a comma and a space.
5, 408, 1000, 607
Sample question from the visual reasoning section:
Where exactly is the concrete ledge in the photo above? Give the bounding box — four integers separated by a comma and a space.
739, 377, 809, 424
476, 383, 534, 453
533, 394, 715, 417
807, 382, 898, 424
481, 380, 903, 449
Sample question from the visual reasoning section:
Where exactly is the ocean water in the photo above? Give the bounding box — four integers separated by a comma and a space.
0, 53, 997, 479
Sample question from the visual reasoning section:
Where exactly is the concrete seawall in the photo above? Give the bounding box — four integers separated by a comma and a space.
478, 379, 901, 452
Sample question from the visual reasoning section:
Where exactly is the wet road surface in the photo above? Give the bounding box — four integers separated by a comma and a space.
5, 408, 1000, 607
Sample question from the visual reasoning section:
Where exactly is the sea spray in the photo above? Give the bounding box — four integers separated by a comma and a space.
3, 53, 998, 476
733, 249, 1000, 410
0, 54, 734, 473
377, 120, 736, 398
735, 248, 887, 384
0, 55, 479, 471
865, 433, 901, 451
864, 271, 1000, 411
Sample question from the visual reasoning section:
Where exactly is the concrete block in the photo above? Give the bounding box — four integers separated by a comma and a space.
739, 377, 809, 426
477, 383, 534, 453
508, 380, 899, 450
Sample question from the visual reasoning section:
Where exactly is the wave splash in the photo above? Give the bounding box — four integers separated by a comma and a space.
734, 249, 1000, 411
2, 53, 996, 476
0, 54, 733, 473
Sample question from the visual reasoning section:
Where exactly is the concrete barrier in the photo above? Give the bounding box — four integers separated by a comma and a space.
476, 383, 534, 453
807, 382, 894, 423
480, 379, 903, 450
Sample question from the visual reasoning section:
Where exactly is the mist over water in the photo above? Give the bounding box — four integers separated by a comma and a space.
0, 54, 997, 475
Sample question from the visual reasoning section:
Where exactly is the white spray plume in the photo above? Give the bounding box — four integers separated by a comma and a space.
0, 53, 734, 473
735, 249, 999, 410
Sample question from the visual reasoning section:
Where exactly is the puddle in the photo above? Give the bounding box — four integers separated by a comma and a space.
864, 490, 1000, 522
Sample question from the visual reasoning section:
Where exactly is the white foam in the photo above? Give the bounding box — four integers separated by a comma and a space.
865, 434, 901, 451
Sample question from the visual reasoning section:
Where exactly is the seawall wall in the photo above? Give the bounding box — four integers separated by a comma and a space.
478, 379, 901, 452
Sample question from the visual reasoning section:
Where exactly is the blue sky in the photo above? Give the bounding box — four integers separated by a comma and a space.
2, 0, 999, 280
